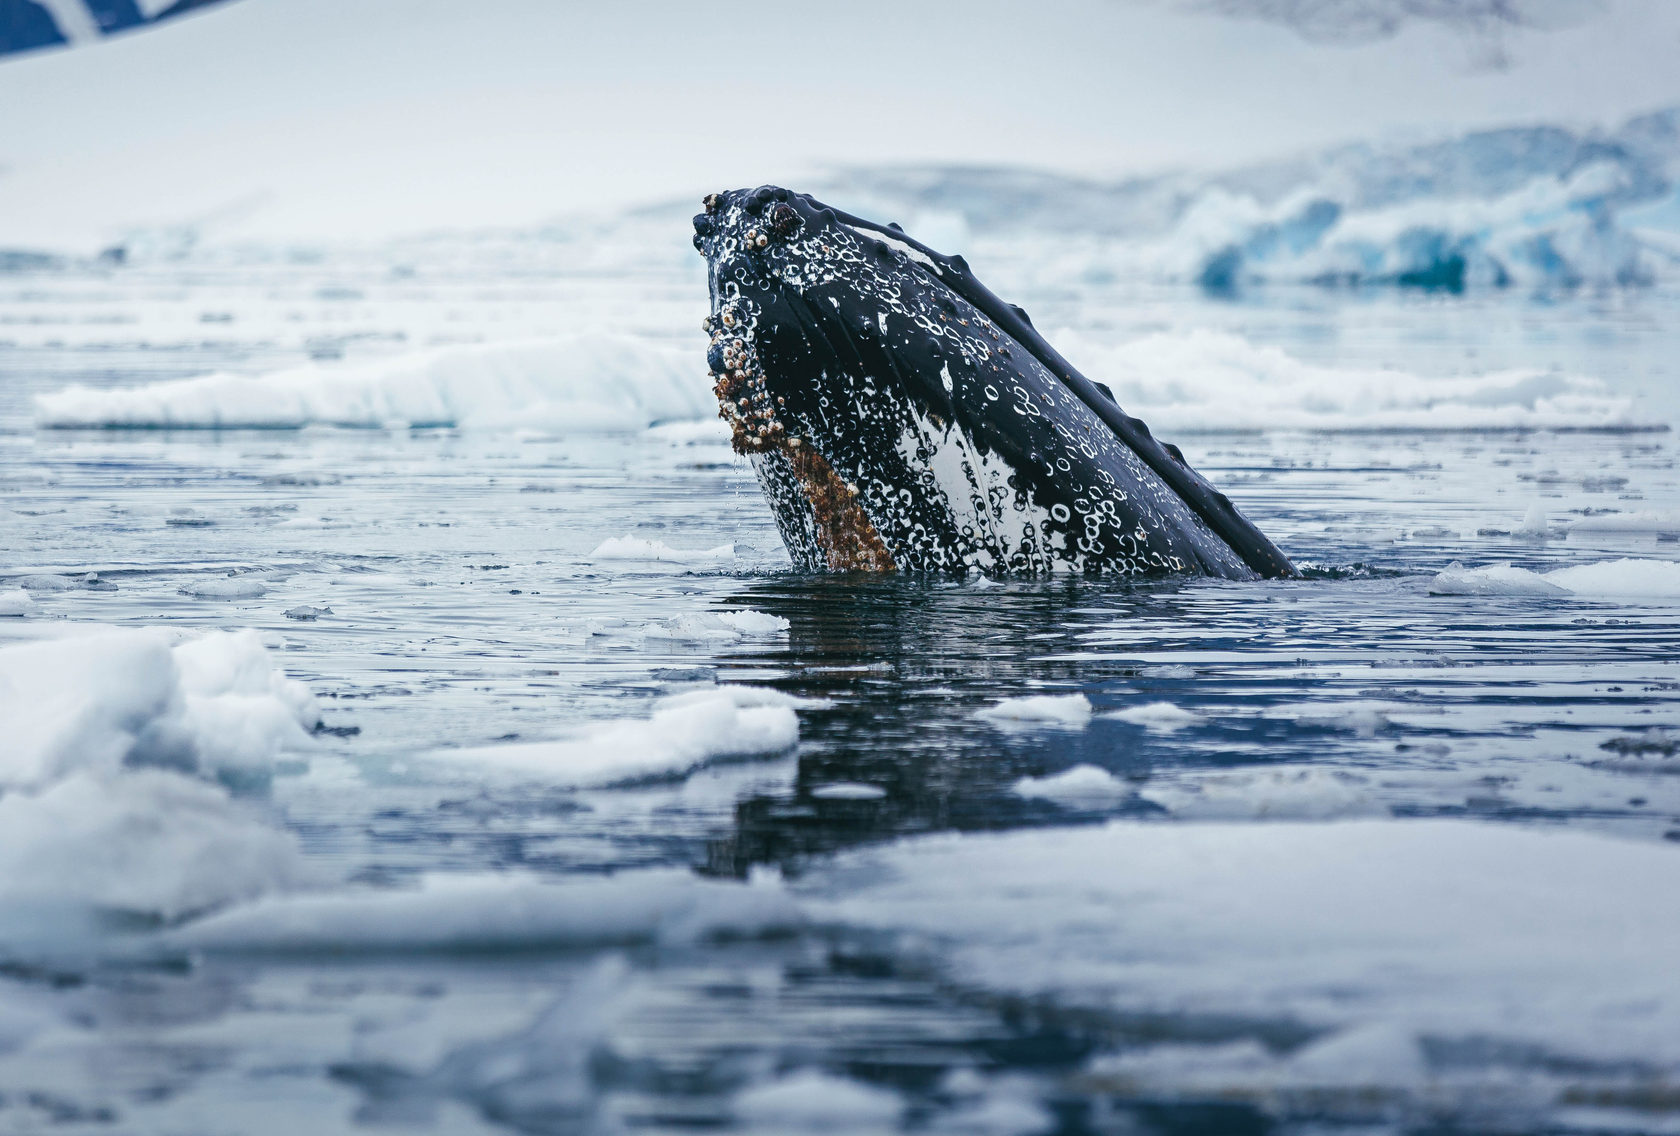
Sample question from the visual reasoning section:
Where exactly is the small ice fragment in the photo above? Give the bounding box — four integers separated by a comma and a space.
1141, 767, 1386, 819
180, 577, 269, 599
1427, 562, 1567, 597
811, 782, 887, 801
0, 590, 39, 617
283, 605, 332, 621
1012, 764, 1131, 805
734, 1069, 903, 1132
18, 574, 74, 592
1516, 504, 1548, 537
715, 608, 789, 635
589, 536, 735, 566
975, 693, 1092, 729
1105, 701, 1199, 732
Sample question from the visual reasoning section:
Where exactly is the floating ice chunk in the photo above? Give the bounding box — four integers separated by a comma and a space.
1430, 558, 1680, 598
1567, 510, 1680, 534
179, 576, 269, 599
34, 334, 706, 432
1545, 558, 1680, 597
636, 608, 788, 642
1012, 765, 1131, 805
1427, 562, 1568, 596
715, 608, 791, 636
589, 536, 736, 567
975, 693, 1092, 729
424, 686, 808, 788
811, 781, 888, 801
635, 614, 742, 643
808, 819, 1680, 1080
173, 867, 799, 953
0, 590, 38, 617
1141, 767, 1386, 819
1515, 504, 1549, 537
273, 515, 351, 530
0, 771, 303, 945
733, 1069, 903, 1133
16, 574, 75, 592
283, 605, 332, 621
173, 629, 323, 780
1104, 701, 1200, 732
0, 628, 319, 789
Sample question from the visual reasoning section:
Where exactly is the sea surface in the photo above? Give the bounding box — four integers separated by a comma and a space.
2, 227, 1679, 1135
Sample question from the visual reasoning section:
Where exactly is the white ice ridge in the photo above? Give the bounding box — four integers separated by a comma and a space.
1058, 329, 1654, 433
806, 819, 1680, 1081
33, 333, 706, 432
0, 628, 318, 946
172, 867, 801, 954
420, 686, 814, 788
1429, 557, 1680, 598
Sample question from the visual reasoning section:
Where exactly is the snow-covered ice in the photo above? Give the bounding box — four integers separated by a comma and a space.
0, 628, 320, 789
809, 819, 1680, 1087
0, 628, 319, 951
974, 693, 1092, 729
173, 867, 800, 954
1011, 765, 1132, 805
1103, 701, 1200, 732
34, 334, 704, 432
0, 590, 39, 617
420, 686, 808, 788
1430, 557, 1680, 598
1139, 767, 1386, 819
733, 1069, 904, 1133
589, 536, 737, 567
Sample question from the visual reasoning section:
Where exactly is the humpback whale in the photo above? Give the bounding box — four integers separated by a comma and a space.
692, 186, 1295, 580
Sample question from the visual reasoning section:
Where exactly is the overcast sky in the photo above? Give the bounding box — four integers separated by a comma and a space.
2, 0, 1678, 249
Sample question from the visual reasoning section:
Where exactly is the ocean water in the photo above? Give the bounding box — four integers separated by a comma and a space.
2, 229, 1680, 1135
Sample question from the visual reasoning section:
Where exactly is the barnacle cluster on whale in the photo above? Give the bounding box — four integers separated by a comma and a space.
693, 186, 1295, 579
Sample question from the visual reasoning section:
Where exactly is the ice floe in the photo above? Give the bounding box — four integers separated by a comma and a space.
0, 590, 38, 617
733, 1069, 903, 1133
636, 608, 789, 643
1061, 329, 1650, 433
1140, 767, 1386, 819
1430, 557, 1680, 598
0, 628, 320, 789
807, 818, 1680, 1088
173, 867, 799, 954
178, 576, 269, 599
1011, 765, 1132, 806
974, 693, 1092, 729
1566, 509, 1680, 534
0, 627, 320, 951
589, 536, 736, 567
1103, 701, 1200, 732
421, 686, 811, 788
33, 334, 703, 432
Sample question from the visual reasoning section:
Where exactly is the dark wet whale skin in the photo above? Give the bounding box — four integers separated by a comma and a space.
693, 186, 1296, 579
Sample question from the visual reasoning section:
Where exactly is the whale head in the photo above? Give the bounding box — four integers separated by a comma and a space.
691, 185, 1293, 579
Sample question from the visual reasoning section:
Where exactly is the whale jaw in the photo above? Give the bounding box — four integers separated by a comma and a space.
693, 185, 1287, 579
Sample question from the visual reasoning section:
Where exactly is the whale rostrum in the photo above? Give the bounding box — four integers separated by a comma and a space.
693, 186, 1296, 580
